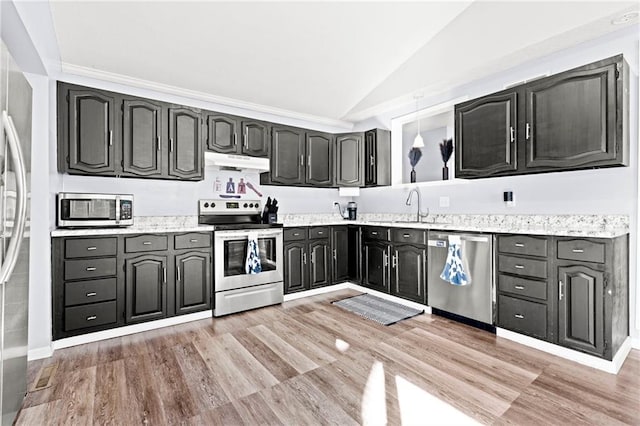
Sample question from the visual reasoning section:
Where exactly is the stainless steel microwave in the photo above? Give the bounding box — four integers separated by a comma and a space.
57, 193, 134, 228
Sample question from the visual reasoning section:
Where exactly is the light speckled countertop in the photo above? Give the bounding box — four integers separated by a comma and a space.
51, 213, 629, 238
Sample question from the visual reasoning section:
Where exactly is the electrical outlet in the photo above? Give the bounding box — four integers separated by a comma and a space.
439, 196, 450, 208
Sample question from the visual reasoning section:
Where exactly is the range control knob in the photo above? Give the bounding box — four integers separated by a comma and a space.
204, 202, 209, 208
249, 203, 254, 208
243, 203, 248, 208
255, 203, 259, 209
211, 203, 216, 208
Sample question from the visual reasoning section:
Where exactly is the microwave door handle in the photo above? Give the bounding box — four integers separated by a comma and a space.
115, 195, 121, 224
0, 111, 28, 285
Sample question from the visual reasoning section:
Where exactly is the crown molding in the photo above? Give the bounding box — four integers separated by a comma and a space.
59, 62, 354, 131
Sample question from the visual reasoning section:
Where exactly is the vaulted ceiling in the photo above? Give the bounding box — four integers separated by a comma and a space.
41, 1, 640, 125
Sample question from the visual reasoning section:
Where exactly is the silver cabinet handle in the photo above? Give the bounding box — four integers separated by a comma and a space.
392, 251, 398, 268
333, 249, 337, 260
525, 123, 531, 140
169, 137, 174, 152
86, 246, 97, 251
109, 130, 113, 146
514, 314, 524, 319
244, 129, 249, 150
233, 133, 237, 146
383, 252, 388, 267
514, 265, 524, 269
403, 234, 411, 238
514, 243, 524, 247
190, 239, 198, 243
307, 155, 311, 167
163, 267, 167, 284
293, 233, 300, 236
311, 252, 315, 265
302, 252, 307, 265
143, 241, 152, 245
371, 231, 378, 235
510, 126, 515, 143
370, 155, 375, 166
514, 285, 525, 290
572, 249, 584, 253
86, 292, 97, 297
318, 231, 324, 235
86, 315, 97, 321
559, 280, 564, 301
300, 155, 304, 166
177, 266, 181, 282
86, 267, 97, 271
157, 136, 161, 151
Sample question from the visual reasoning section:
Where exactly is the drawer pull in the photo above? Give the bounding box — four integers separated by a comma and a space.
293, 233, 300, 236
86, 246, 97, 251
514, 314, 524, 319
143, 241, 152, 245
514, 285, 525, 290
403, 234, 411, 238
86, 315, 97, 321
86, 267, 97, 271
190, 239, 198, 243
86, 292, 97, 297
514, 243, 524, 247
318, 231, 324, 235
371, 232, 378, 235
514, 265, 524, 269
571, 249, 584, 253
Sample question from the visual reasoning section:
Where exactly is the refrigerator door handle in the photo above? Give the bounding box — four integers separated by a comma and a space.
0, 111, 28, 284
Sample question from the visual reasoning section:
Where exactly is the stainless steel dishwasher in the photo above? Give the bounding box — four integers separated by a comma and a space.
427, 231, 495, 324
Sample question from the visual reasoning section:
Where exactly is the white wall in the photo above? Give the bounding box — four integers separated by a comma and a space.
355, 27, 640, 340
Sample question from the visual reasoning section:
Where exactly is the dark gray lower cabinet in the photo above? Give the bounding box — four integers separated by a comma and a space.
390, 244, 426, 304
283, 241, 307, 294
331, 227, 350, 283
309, 239, 331, 288
175, 251, 211, 315
283, 227, 333, 294
125, 254, 168, 324
362, 240, 389, 293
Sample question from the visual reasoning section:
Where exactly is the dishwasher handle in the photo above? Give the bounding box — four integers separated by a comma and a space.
428, 235, 490, 246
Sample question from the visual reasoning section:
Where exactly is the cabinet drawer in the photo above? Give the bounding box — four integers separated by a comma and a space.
65, 237, 117, 259
64, 278, 117, 306
64, 258, 117, 281
557, 239, 605, 264
65, 301, 117, 331
497, 235, 547, 257
498, 274, 547, 301
498, 255, 547, 279
391, 228, 426, 245
174, 232, 211, 249
498, 295, 547, 340
124, 234, 168, 253
363, 227, 389, 241
308, 226, 330, 239
284, 227, 306, 241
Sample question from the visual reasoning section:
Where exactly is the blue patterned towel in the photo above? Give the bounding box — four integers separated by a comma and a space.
245, 233, 262, 274
440, 235, 471, 286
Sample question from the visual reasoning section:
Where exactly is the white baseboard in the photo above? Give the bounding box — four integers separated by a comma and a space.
52, 310, 213, 351
497, 328, 633, 375
283, 283, 351, 301
28, 346, 54, 361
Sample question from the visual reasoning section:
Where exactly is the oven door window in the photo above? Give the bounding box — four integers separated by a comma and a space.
223, 237, 277, 277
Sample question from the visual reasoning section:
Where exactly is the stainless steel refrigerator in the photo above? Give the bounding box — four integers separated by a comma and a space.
0, 39, 31, 424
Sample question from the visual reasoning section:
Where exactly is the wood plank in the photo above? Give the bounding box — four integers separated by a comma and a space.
53, 366, 97, 425
232, 329, 299, 382
232, 391, 283, 425
92, 360, 128, 424
122, 353, 168, 424
248, 324, 319, 374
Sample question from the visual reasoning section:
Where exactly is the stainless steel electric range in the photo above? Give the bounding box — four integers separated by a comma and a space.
198, 199, 283, 317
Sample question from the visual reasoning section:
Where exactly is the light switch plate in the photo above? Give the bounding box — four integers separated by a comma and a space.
439, 196, 450, 208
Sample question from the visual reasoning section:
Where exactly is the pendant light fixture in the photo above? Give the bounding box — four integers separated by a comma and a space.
412, 94, 424, 148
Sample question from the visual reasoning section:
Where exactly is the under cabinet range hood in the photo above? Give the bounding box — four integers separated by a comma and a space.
204, 151, 270, 172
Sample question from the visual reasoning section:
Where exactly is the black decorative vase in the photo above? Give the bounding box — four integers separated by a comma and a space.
410, 168, 416, 183
442, 164, 449, 180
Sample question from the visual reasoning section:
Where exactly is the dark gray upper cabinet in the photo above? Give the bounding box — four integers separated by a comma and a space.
270, 126, 305, 185
306, 132, 333, 186
125, 253, 168, 324
61, 87, 117, 175
557, 265, 604, 357
335, 133, 364, 187
175, 251, 211, 315
525, 56, 627, 170
390, 244, 426, 304
455, 55, 628, 179
168, 107, 203, 180
241, 120, 270, 157
364, 129, 391, 187
205, 113, 240, 154
455, 90, 518, 178
122, 98, 163, 177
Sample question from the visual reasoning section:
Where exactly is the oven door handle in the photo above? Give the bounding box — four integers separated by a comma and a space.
214, 230, 283, 240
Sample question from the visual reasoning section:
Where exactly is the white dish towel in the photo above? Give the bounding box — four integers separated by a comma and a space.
440, 235, 471, 286
245, 233, 262, 274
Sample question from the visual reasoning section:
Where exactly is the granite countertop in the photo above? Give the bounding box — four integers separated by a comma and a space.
51, 213, 630, 239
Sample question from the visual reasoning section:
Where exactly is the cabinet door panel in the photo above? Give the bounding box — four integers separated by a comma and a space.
169, 107, 203, 180
306, 132, 333, 186
335, 133, 364, 186
270, 126, 304, 185
455, 91, 518, 178
67, 89, 116, 174
175, 251, 211, 315
125, 254, 167, 323
206, 114, 239, 154
123, 99, 163, 177
558, 265, 604, 356
284, 242, 307, 294
309, 240, 331, 288
391, 244, 426, 304
332, 227, 349, 283
363, 241, 388, 293
241, 120, 269, 157
526, 61, 619, 169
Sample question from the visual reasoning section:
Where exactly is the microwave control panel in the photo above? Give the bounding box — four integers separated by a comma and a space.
120, 200, 133, 220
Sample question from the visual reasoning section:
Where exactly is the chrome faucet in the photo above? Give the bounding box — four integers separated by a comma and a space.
406, 188, 429, 222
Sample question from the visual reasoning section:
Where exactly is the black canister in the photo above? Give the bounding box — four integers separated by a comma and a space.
347, 201, 357, 220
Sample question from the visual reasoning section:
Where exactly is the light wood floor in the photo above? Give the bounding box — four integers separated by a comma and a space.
18, 289, 640, 425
